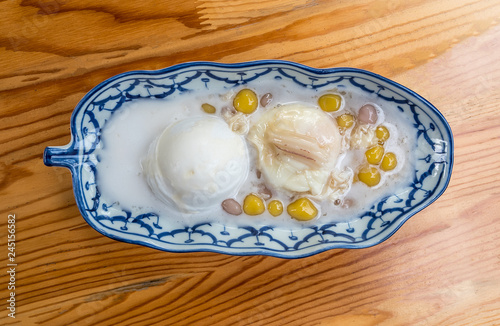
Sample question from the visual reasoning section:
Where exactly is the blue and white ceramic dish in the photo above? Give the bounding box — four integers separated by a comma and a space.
44, 61, 453, 258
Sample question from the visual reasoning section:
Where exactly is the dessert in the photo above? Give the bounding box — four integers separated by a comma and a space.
96, 81, 414, 226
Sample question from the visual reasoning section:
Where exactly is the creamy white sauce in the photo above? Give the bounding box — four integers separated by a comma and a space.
96, 80, 416, 228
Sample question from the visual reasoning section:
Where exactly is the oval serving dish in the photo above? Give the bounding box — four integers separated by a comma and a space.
44, 61, 453, 258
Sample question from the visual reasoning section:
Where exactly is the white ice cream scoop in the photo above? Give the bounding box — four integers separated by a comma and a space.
142, 116, 249, 212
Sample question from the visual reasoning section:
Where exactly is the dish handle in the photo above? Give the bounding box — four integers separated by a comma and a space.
43, 144, 79, 170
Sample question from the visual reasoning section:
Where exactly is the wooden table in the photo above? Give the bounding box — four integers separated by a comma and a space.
2, 1, 499, 325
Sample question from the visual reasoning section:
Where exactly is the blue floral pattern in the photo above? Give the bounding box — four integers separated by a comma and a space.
44, 61, 453, 258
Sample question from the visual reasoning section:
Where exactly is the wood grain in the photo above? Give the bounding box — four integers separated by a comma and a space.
1, 0, 500, 325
